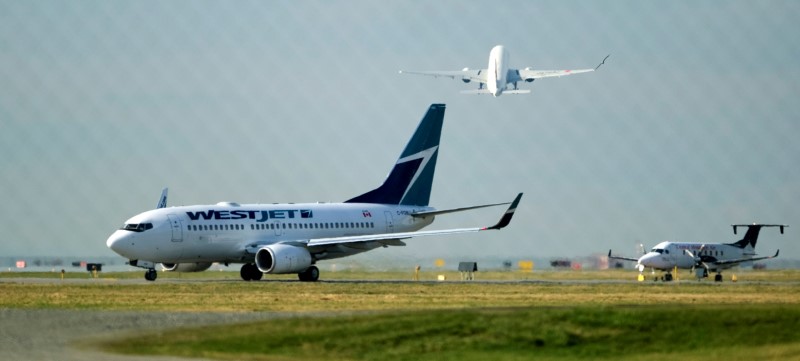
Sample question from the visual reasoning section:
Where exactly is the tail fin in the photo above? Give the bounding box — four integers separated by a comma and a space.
156, 187, 168, 209
730, 224, 787, 249
346, 104, 445, 206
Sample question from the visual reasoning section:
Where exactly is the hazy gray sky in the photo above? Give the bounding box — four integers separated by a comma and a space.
1, 1, 798, 263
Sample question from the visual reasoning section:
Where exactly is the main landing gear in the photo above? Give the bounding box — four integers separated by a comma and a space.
240, 263, 263, 281
239, 264, 320, 282
298, 266, 320, 282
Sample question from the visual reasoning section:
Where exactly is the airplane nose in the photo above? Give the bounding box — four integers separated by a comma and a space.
638, 253, 659, 268
106, 230, 134, 257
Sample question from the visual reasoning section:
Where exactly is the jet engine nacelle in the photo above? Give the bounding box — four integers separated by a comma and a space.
461, 67, 471, 83
255, 244, 312, 274
523, 67, 535, 82
161, 262, 212, 272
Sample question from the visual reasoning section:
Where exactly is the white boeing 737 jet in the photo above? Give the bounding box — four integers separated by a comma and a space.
609, 224, 785, 282
107, 104, 522, 281
399, 45, 608, 97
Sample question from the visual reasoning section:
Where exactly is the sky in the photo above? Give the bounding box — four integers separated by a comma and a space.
1, 1, 798, 265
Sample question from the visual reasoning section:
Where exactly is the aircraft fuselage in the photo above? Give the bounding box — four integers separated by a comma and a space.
107, 202, 434, 264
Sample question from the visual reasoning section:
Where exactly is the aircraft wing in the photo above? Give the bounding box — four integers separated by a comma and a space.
707, 250, 780, 267
608, 249, 640, 262
307, 193, 522, 248
511, 54, 609, 82
399, 69, 487, 84
512, 68, 595, 82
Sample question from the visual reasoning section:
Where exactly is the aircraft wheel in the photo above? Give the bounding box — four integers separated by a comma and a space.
251, 268, 263, 281
240, 264, 253, 281
298, 266, 319, 282
714, 274, 723, 282
665, 273, 673, 282
145, 269, 157, 281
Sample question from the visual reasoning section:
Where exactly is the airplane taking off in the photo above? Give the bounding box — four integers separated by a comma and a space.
399, 45, 608, 97
106, 104, 523, 282
609, 224, 786, 282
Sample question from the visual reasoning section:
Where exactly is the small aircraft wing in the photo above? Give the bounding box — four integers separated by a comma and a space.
707, 250, 780, 267
608, 249, 640, 262
399, 69, 487, 84
306, 193, 522, 249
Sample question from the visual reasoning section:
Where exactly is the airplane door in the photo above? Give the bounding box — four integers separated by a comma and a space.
384, 211, 394, 233
274, 221, 283, 236
167, 214, 183, 242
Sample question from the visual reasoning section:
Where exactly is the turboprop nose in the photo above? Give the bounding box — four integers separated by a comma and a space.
638, 253, 659, 268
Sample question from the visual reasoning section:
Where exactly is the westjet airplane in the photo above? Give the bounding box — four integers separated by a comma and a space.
609, 224, 785, 282
399, 45, 608, 97
106, 104, 522, 281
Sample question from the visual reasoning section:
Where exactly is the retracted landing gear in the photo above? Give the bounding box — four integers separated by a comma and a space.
144, 268, 157, 281
298, 266, 319, 282
240, 263, 263, 281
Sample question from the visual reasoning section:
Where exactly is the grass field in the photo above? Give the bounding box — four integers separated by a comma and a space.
2, 270, 799, 360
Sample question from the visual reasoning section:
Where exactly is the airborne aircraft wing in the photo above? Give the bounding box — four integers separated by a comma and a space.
512, 68, 595, 82
306, 193, 522, 249
399, 69, 487, 84
510, 54, 609, 83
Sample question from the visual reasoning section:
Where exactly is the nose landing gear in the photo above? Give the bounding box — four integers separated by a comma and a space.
144, 268, 157, 281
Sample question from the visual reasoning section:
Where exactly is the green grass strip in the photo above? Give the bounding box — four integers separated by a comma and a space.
99, 305, 800, 361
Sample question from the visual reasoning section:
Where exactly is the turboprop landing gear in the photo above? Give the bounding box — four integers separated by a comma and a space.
144, 268, 157, 281
714, 273, 723, 282
298, 266, 319, 282
240, 263, 263, 281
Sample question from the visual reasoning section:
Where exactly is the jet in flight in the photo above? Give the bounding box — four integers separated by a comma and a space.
609, 224, 785, 282
399, 45, 608, 97
106, 104, 522, 282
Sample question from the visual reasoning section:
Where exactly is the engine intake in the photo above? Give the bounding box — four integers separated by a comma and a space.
255, 244, 312, 274
461, 67, 471, 83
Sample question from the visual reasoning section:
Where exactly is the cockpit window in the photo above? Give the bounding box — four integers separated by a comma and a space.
651, 248, 664, 254
121, 223, 153, 232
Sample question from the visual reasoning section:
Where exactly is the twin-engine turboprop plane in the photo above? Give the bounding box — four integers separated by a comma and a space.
609, 224, 785, 282
106, 104, 522, 281
399, 45, 608, 97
